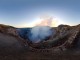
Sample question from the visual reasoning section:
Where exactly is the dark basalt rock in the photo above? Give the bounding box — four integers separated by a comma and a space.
0, 24, 29, 55
29, 24, 80, 54
0, 24, 80, 60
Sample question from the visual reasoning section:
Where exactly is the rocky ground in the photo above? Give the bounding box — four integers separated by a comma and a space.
0, 24, 80, 60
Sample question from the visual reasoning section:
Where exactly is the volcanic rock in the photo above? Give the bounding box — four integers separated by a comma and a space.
0, 24, 29, 55
0, 24, 80, 60
29, 24, 80, 54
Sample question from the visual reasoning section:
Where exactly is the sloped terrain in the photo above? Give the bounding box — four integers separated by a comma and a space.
0, 24, 29, 55
0, 24, 80, 60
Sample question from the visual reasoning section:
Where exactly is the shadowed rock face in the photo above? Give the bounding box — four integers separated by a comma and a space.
1, 24, 80, 60
27, 24, 80, 54
0, 24, 29, 55
0, 33, 22, 52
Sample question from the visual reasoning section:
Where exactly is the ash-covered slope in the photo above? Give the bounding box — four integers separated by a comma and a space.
28, 24, 80, 54
1, 24, 80, 60
0, 24, 29, 55
0, 24, 80, 55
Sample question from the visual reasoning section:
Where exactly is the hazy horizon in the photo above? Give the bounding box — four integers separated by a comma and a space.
0, 0, 80, 27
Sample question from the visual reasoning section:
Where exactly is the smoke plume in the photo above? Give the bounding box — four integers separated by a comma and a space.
36, 16, 53, 26
28, 26, 55, 43
17, 16, 56, 43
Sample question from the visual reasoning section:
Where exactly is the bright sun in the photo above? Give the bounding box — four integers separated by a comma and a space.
20, 15, 64, 28
34, 15, 63, 27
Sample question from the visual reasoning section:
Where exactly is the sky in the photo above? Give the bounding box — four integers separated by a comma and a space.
0, 0, 80, 27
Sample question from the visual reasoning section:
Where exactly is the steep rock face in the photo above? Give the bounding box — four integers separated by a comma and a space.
0, 24, 29, 55
29, 24, 80, 54
0, 24, 80, 55
0, 24, 80, 60
0, 24, 18, 36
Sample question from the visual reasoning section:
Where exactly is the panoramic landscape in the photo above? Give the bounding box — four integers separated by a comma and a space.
0, 0, 80, 60
0, 24, 80, 60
